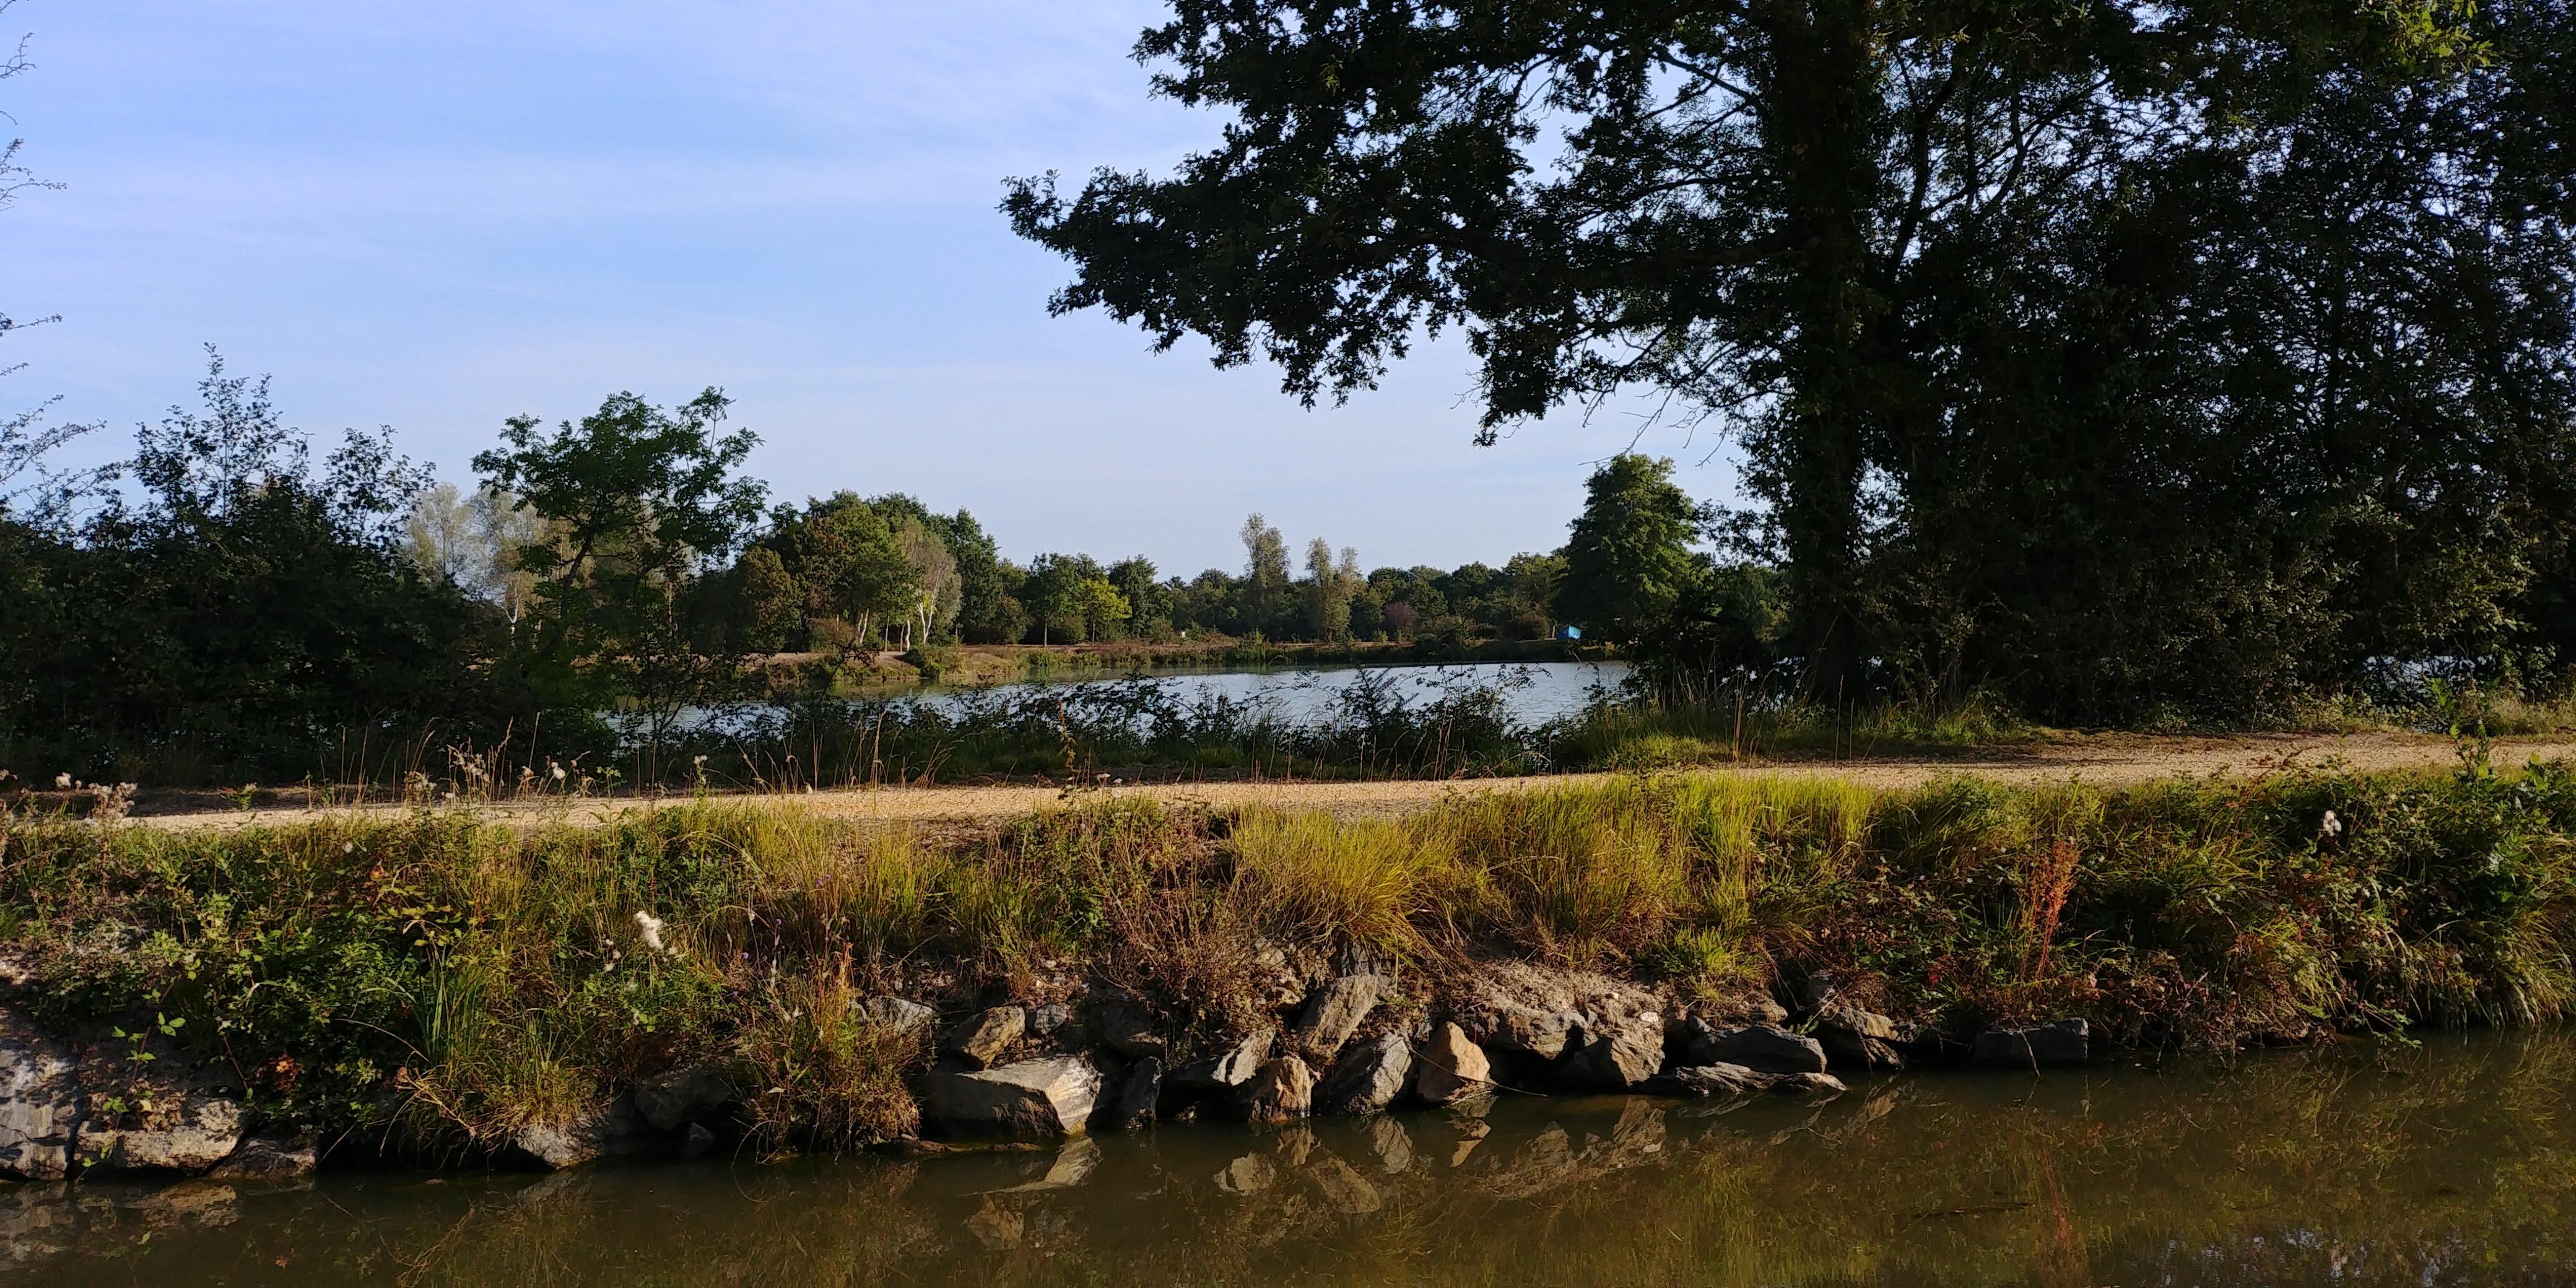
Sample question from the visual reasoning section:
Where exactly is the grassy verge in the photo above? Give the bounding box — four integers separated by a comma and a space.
6, 756, 2573, 1159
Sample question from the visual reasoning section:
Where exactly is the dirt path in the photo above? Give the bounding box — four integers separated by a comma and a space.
127, 731, 2576, 833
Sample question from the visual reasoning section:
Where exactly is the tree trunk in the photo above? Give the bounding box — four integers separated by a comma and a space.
1753, 0, 1886, 697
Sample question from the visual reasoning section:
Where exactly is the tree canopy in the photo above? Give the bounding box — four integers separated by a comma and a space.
1009, 0, 2576, 718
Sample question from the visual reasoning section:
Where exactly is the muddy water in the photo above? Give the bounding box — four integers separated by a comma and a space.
9, 1030, 2574, 1286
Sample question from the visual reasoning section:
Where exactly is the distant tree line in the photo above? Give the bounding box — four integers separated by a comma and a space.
0, 357, 1575, 783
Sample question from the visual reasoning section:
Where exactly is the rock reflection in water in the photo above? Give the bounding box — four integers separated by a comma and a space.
8, 1030, 2576, 1286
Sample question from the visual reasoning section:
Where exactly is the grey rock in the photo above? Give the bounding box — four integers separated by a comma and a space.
943, 1006, 1027, 1070
1098, 1058, 1161, 1131
1087, 998, 1166, 1061
1409, 1022, 1492, 1106
1679, 1020, 1829, 1074
1653, 1063, 1846, 1097
1469, 1003, 1582, 1061
633, 1061, 733, 1132
1812, 1004, 1907, 1071
1230, 1055, 1316, 1125
1560, 1014, 1666, 1091
1166, 1029, 1274, 1096
1027, 1002, 1071, 1038
856, 994, 938, 1038
679, 1122, 717, 1161
1293, 975, 1388, 1061
1973, 1019, 2089, 1069
0, 1007, 80, 1180
927, 1055, 1102, 1140
1316, 1032, 1412, 1115
211, 1135, 317, 1180
509, 1103, 650, 1171
85, 1090, 244, 1174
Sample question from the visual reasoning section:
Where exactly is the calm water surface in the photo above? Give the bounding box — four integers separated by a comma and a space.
10, 1030, 2573, 1286
902, 660, 1632, 726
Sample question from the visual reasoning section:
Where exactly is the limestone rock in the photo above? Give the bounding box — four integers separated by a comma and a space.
1230, 1055, 1316, 1125
680, 1122, 717, 1161
508, 1102, 650, 1170
1166, 1029, 1274, 1097
211, 1136, 317, 1180
0, 1008, 80, 1181
943, 1006, 1027, 1070
1087, 998, 1166, 1061
1027, 1002, 1071, 1038
1460, 962, 1660, 1064
85, 1091, 244, 1174
1653, 1063, 1846, 1098
1677, 1020, 1829, 1074
856, 995, 937, 1038
1470, 1004, 1582, 1061
1561, 1014, 1666, 1091
1812, 1003, 1907, 1072
1293, 975, 1388, 1061
928, 1055, 1102, 1140
1973, 1019, 2089, 1069
1316, 1031, 1412, 1116
633, 1061, 733, 1132
1409, 1022, 1492, 1106
1098, 1057, 1160, 1131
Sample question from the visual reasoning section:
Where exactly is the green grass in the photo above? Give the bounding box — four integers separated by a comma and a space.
7, 754, 2575, 1157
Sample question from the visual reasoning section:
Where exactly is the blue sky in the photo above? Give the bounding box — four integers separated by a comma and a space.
8, 1, 1731, 574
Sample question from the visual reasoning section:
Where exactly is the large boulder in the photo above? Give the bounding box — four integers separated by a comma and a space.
1559, 1013, 1666, 1092
0, 1008, 80, 1181
212, 1136, 319, 1180
1165, 1029, 1274, 1098
1409, 1023, 1493, 1106
1097, 1058, 1161, 1131
633, 1061, 734, 1132
1653, 1063, 1847, 1098
1676, 1020, 1829, 1074
1973, 1019, 2089, 1069
1086, 996, 1166, 1061
942, 1006, 1027, 1070
928, 1055, 1102, 1140
1292, 975, 1388, 1061
1316, 1032, 1412, 1116
83, 1090, 245, 1175
1230, 1056, 1316, 1125
1466, 1003, 1581, 1062
1812, 1003, 1908, 1072
507, 1100, 652, 1170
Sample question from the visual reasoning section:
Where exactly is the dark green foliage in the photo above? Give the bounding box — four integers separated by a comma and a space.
0, 353, 518, 783
473, 389, 768, 759
1007, 0, 2576, 720
1557, 456, 1708, 646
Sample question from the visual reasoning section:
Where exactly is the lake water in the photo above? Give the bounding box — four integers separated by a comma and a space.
13, 1029, 2574, 1286
899, 660, 1631, 726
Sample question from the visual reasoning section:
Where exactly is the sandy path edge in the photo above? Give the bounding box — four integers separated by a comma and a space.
117, 733, 2576, 833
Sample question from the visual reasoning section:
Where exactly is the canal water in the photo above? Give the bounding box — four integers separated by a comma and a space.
889, 659, 1630, 728
9, 1029, 2572, 1285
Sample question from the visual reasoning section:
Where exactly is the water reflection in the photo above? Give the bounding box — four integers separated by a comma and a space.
11, 1030, 2574, 1286
901, 660, 1630, 727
